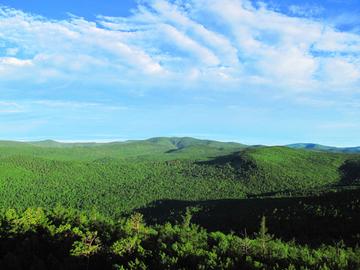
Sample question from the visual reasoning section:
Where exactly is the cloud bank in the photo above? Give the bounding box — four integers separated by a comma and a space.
0, 0, 359, 94
0, 0, 359, 145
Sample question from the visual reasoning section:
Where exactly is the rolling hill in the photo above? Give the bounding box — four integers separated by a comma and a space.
0, 137, 359, 270
0, 137, 357, 217
287, 143, 360, 153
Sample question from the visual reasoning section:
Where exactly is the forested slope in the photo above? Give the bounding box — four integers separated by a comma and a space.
0, 138, 356, 217
0, 137, 359, 269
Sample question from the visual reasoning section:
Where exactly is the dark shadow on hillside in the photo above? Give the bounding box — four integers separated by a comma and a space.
136, 187, 360, 246
195, 151, 243, 165
193, 151, 258, 179
339, 158, 360, 185
165, 148, 180, 153
0, 232, 109, 270
246, 189, 298, 198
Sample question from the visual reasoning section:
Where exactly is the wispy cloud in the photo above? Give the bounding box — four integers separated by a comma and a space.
0, 99, 127, 114
0, 0, 359, 144
288, 4, 324, 18
0, 0, 359, 94
0, 101, 25, 113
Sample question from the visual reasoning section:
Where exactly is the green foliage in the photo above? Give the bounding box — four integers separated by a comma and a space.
70, 231, 101, 258
0, 208, 359, 270
0, 137, 359, 269
0, 138, 354, 218
240, 146, 346, 193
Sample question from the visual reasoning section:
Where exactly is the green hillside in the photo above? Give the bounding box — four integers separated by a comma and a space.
0, 137, 356, 218
0, 137, 359, 270
239, 146, 346, 193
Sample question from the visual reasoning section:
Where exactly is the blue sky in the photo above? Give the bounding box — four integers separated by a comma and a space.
0, 0, 359, 146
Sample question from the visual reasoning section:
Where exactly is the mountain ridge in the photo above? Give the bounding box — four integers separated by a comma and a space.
0, 137, 359, 153
287, 143, 360, 153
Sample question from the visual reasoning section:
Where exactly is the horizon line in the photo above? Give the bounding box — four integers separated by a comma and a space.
0, 136, 359, 149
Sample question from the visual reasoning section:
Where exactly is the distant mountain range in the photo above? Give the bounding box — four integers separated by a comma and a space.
0, 137, 359, 153
286, 143, 360, 153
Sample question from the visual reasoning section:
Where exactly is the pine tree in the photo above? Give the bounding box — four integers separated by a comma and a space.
257, 216, 272, 257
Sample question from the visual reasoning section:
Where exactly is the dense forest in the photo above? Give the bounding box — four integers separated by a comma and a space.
0, 137, 359, 269
1, 207, 360, 270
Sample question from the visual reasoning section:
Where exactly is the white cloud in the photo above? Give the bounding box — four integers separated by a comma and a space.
159, 23, 220, 66
257, 47, 318, 89
315, 29, 360, 52
0, 101, 25, 113
149, 0, 239, 67
0, 56, 32, 66
0, 99, 128, 117
0, 0, 359, 94
288, 4, 324, 17
321, 57, 360, 86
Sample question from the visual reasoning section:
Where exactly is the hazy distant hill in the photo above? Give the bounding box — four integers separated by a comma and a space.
147, 136, 246, 149
27, 137, 246, 150
2, 137, 359, 154
287, 143, 360, 153
0, 137, 246, 161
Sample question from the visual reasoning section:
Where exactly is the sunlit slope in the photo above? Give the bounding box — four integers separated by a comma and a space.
0, 156, 248, 215
238, 146, 346, 193
0, 138, 356, 216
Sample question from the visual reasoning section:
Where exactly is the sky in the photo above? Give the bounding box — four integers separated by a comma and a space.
0, 0, 359, 146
